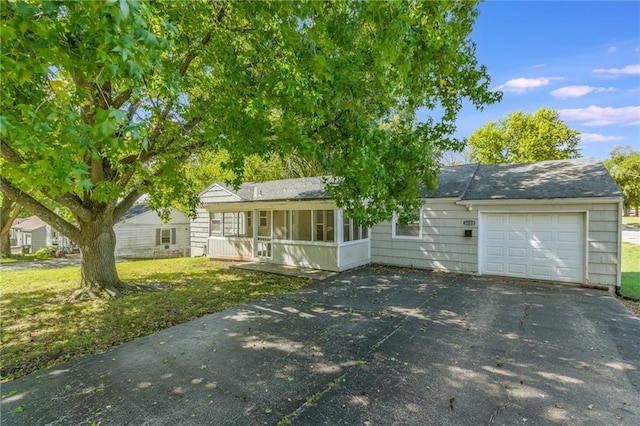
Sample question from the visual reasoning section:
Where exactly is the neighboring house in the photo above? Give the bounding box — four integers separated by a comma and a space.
192, 159, 623, 291
114, 205, 191, 258
10, 216, 75, 253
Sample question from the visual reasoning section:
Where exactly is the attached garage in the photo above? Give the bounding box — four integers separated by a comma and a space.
480, 212, 585, 283
371, 159, 623, 292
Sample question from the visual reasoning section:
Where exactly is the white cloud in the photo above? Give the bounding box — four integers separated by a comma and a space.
529, 63, 546, 69
559, 105, 640, 126
593, 64, 640, 75
628, 88, 640, 94
496, 77, 562, 94
608, 46, 618, 53
579, 133, 625, 143
550, 85, 615, 99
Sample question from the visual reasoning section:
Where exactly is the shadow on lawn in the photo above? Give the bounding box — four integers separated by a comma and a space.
0, 268, 309, 382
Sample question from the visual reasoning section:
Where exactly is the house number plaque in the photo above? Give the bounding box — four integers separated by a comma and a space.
462, 220, 476, 226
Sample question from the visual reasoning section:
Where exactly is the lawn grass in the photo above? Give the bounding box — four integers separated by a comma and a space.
0, 258, 310, 382
623, 216, 640, 228
621, 242, 640, 299
0, 254, 39, 264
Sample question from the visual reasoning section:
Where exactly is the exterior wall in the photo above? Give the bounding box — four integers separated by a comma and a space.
371, 199, 620, 288
337, 240, 371, 271
115, 208, 190, 258
191, 185, 241, 257
29, 228, 48, 253
207, 237, 253, 260
371, 201, 478, 273
272, 242, 338, 271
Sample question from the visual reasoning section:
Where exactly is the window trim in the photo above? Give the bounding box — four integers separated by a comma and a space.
392, 208, 422, 239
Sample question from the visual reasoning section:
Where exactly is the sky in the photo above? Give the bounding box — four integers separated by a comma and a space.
433, 0, 640, 161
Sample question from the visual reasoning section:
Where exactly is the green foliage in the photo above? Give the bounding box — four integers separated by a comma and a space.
0, 258, 309, 381
2, 0, 499, 223
604, 146, 640, 212
467, 107, 581, 164
621, 243, 640, 299
33, 247, 55, 260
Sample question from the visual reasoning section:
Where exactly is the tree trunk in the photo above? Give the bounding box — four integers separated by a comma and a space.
0, 197, 22, 256
75, 219, 122, 299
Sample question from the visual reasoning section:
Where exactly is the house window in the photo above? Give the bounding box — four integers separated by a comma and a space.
315, 209, 334, 242
274, 210, 290, 240
245, 211, 253, 237
210, 212, 222, 235
393, 208, 422, 238
343, 217, 369, 242
156, 228, 176, 245
292, 210, 312, 241
259, 211, 268, 227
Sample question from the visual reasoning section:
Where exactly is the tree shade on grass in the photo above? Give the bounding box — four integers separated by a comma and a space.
0, 258, 310, 382
0, 1, 500, 297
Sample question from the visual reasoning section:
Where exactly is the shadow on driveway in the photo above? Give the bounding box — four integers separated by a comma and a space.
2, 267, 639, 425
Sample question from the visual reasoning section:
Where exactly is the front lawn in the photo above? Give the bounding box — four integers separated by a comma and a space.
621, 242, 640, 299
0, 258, 309, 382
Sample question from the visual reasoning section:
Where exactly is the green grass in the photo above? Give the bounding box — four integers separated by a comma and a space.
0, 258, 310, 382
621, 242, 640, 299
0, 254, 39, 264
623, 216, 640, 228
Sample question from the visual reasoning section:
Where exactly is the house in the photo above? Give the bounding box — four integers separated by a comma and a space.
192, 159, 623, 291
10, 216, 75, 253
114, 205, 191, 258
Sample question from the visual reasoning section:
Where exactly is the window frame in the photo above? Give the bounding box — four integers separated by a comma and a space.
392, 208, 422, 239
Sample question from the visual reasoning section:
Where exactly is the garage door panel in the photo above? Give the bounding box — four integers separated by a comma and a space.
508, 264, 527, 275
487, 246, 503, 256
532, 215, 552, 225
481, 213, 584, 284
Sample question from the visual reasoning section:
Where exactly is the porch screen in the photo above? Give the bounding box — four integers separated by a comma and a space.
315, 210, 334, 241
292, 210, 312, 241
274, 210, 290, 239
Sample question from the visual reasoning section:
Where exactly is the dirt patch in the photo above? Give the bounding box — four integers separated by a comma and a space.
620, 298, 640, 318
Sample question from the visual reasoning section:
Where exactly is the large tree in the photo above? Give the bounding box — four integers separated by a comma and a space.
0, 194, 24, 256
467, 107, 580, 164
1, 0, 500, 297
604, 146, 640, 216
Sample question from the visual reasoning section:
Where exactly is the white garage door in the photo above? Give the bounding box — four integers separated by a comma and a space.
480, 213, 585, 283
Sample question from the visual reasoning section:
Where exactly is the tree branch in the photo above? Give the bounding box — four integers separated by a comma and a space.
0, 177, 81, 242
112, 189, 143, 223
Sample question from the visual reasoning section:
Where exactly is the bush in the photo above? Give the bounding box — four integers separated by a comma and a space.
34, 247, 55, 260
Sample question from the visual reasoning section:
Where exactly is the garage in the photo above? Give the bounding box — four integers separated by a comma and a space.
480, 212, 585, 283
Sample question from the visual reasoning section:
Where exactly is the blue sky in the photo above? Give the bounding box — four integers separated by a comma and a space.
438, 0, 640, 161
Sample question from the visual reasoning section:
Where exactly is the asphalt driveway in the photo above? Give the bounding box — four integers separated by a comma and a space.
2, 267, 639, 425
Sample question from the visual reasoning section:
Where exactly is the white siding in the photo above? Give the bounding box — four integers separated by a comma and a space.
371, 199, 620, 288
371, 201, 478, 273
206, 237, 253, 260
272, 242, 338, 271
115, 208, 190, 258
191, 185, 241, 256
338, 240, 371, 271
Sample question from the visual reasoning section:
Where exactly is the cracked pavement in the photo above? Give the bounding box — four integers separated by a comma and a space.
2, 266, 639, 425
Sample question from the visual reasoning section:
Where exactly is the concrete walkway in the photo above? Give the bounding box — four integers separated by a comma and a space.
2, 267, 639, 425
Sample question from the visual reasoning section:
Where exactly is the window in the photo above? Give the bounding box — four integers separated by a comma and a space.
210, 212, 222, 235
315, 209, 334, 242
393, 208, 421, 238
259, 210, 268, 227
342, 217, 369, 242
156, 228, 176, 245
292, 210, 312, 241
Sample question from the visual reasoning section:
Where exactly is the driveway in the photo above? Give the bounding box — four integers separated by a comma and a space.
2, 267, 639, 425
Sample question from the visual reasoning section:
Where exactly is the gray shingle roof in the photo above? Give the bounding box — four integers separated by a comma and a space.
11, 216, 47, 232
461, 158, 621, 200
119, 204, 152, 221
218, 176, 332, 201
208, 159, 621, 203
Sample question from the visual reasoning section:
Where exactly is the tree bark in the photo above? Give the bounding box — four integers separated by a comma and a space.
75, 218, 122, 299
0, 197, 23, 256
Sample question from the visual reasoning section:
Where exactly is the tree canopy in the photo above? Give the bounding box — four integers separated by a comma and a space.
604, 146, 640, 216
1, 0, 500, 296
467, 107, 581, 164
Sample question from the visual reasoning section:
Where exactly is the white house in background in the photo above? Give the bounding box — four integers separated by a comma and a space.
114, 205, 191, 258
10, 216, 75, 253
191, 159, 623, 292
